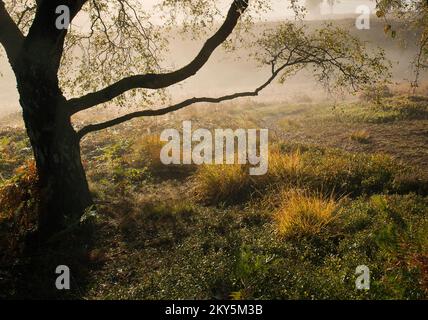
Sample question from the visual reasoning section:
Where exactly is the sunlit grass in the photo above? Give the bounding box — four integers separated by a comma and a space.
134, 134, 195, 178
194, 164, 250, 204
194, 143, 405, 204
194, 146, 304, 203
274, 189, 341, 238
350, 129, 371, 143
135, 134, 166, 171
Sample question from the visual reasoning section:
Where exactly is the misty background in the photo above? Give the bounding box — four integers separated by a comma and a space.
0, 0, 420, 118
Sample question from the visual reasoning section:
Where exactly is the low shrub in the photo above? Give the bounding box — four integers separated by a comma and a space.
0, 161, 40, 258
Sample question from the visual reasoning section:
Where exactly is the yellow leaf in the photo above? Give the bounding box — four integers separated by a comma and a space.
384, 24, 392, 33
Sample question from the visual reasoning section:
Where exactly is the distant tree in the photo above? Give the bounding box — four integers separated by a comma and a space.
0, 0, 388, 236
376, 0, 428, 91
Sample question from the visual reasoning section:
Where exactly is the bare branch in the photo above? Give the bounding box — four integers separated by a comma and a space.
76, 60, 302, 139
68, 0, 250, 115
75, 22, 389, 140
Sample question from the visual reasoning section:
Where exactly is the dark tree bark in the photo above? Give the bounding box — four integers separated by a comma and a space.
17, 81, 92, 235
0, 0, 94, 236
14, 38, 92, 236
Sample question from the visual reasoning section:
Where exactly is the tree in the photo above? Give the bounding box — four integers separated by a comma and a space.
376, 0, 428, 91
0, 0, 387, 236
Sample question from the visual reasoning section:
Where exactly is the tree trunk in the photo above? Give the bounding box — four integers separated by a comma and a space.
16, 66, 92, 236
23, 102, 92, 236
30, 117, 92, 235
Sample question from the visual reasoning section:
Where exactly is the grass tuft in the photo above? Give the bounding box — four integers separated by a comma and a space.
194, 144, 406, 204
350, 129, 371, 144
274, 190, 340, 238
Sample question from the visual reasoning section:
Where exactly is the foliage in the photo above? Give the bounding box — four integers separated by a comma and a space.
0, 161, 40, 258
0, 130, 32, 180
376, 0, 428, 90
359, 84, 393, 104
254, 22, 390, 94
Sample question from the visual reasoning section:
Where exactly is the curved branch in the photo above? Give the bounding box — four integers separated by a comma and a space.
76, 61, 297, 140
0, 1, 25, 68
68, 0, 250, 115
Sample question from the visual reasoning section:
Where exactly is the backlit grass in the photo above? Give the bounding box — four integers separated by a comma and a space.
274, 190, 340, 238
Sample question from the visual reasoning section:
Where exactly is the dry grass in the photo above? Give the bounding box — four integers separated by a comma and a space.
134, 134, 165, 170
194, 164, 250, 203
193, 143, 404, 203
278, 118, 302, 131
274, 189, 341, 239
350, 129, 371, 144
268, 147, 303, 180
133, 134, 195, 178
194, 146, 304, 203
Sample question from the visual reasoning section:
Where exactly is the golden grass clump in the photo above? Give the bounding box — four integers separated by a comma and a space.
135, 134, 166, 170
350, 129, 371, 144
274, 190, 340, 238
134, 134, 196, 178
194, 164, 250, 203
268, 147, 302, 180
194, 146, 303, 203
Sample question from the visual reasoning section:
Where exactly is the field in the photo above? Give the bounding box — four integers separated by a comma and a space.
0, 92, 427, 300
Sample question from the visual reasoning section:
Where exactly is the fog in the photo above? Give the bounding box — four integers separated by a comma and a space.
165, 17, 421, 102
0, 1, 420, 119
